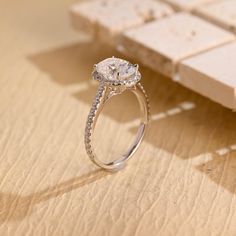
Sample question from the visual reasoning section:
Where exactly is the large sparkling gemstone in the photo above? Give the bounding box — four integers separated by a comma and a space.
96, 58, 137, 82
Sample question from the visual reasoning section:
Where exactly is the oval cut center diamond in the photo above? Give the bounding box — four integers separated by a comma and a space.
96, 58, 137, 81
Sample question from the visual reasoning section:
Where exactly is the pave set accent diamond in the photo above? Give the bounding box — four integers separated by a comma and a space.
137, 83, 151, 122
84, 83, 105, 159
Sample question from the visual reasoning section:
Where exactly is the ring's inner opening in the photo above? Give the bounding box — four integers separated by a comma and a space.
93, 90, 141, 164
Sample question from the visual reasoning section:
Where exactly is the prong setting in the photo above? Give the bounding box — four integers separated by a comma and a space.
134, 64, 139, 70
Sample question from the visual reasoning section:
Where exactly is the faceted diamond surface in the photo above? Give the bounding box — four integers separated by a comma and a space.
95, 57, 139, 85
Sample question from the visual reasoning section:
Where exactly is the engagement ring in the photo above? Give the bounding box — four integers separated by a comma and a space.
84, 57, 150, 171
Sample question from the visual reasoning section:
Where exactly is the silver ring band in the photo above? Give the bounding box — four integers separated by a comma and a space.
84, 57, 150, 171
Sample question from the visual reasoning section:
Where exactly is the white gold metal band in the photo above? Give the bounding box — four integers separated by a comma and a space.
84, 82, 150, 171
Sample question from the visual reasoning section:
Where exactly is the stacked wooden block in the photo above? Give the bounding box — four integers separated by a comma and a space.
70, 0, 236, 110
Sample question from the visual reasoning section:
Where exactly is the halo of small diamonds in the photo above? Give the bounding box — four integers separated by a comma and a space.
93, 57, 141, 87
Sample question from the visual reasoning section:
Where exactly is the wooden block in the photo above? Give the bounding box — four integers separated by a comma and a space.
195, 0, 236, 34
163, 0, 218, 11
120, 13, 235, 78
70, 0, 173, 44
179, 42, 236, 109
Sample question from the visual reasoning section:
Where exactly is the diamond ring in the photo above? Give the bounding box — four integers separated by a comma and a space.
84, 57, 150, 171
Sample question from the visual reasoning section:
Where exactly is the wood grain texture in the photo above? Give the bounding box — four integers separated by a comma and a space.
1, 0, 236, 235
70, 0, 236, 110
120, 13, 235, 78
162, 0, 218, 11
195, 0, 236, 34
179, 42, 236, 109
70, 0, 173, 45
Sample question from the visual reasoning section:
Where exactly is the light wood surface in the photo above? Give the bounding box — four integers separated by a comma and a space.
70, 0, 173, 45
180, 42, 236, 109
195, 0, 236, 34
163, 0, 218, 11
1, 0, 236, 235
71, 0, 236, 110
120, 13, 235, 78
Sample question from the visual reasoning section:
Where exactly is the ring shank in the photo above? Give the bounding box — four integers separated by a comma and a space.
85, 83, 149, 171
